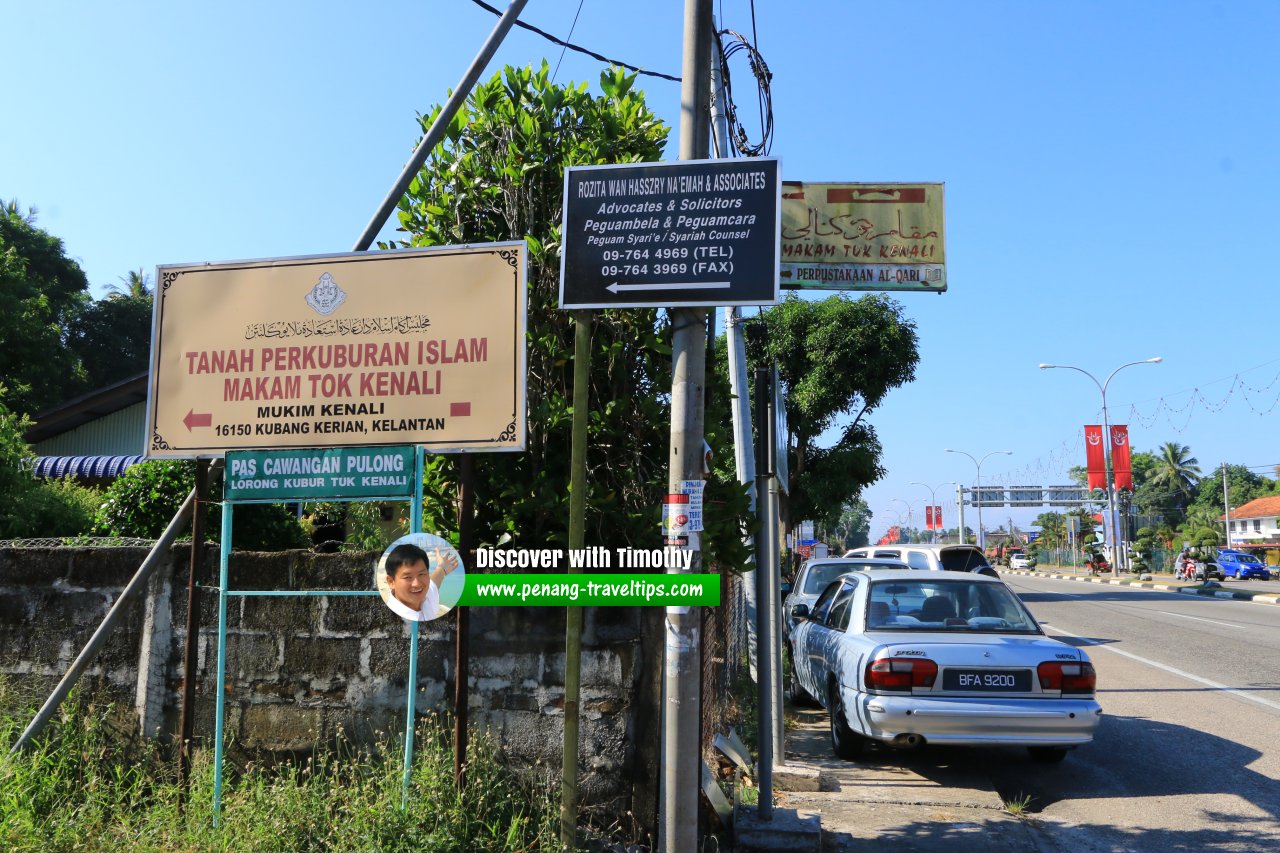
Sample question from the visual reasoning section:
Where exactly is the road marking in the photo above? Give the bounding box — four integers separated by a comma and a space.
1148, 609, 1246, 629
1045, 625, 1280, 714
1009, 576, 1263, 629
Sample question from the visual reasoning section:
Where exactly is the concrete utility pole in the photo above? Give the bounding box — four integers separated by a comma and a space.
660, 1, 713, 850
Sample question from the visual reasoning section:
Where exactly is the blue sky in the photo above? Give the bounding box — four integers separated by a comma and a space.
5, 1, 1278, 540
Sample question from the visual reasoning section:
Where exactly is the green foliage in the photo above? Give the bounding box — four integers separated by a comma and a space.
0, 202, 91, 415
94, 461, 308, 550
1033, 512, 1068, 549
0, 392, 103, 538
830, 499, 871, 550
302, 500, 407, 552
1144, 441, 1201, 520
20, 478, 103, 537
65, 292, 153, 390
1187, 463, 1275, 518
0, 393, 39, 538
0, 684, 557, 851
393, 65, 759, 568
745, 293, 920, 533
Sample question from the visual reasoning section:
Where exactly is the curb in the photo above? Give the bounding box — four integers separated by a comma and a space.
1005, 569, 1280, 606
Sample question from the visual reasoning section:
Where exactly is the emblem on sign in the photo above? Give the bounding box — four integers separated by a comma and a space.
305, 272, 347, 315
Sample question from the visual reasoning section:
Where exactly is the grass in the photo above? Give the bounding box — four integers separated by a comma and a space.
0, 680, 560, 852
1002, 792, 1035, 818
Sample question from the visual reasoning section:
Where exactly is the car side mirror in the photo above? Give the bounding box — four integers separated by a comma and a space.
790, 603, 810, 620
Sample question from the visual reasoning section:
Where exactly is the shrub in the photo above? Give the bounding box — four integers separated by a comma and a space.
22, 478, 103, 536
94, 460, 308, 550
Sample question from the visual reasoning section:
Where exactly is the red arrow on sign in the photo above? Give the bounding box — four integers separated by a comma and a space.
184, 409, 212, 430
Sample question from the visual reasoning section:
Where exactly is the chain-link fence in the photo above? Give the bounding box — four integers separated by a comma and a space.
0, 537, 158, 549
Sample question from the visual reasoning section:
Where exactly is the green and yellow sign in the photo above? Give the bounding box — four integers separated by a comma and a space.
780, 182, 946, 292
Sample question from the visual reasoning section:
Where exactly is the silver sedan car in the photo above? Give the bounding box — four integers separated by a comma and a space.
790, 569, 1101, 763
784, 557, 909, 702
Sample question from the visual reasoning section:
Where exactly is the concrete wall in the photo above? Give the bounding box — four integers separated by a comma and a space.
0, 546, 661, 815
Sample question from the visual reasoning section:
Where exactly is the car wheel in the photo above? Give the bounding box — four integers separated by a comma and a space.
828, 682, 867, 760
788, 656, 814, 706
1027, 746, 1068, 764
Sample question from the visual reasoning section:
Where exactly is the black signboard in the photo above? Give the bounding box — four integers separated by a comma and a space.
559, 158, 780, 309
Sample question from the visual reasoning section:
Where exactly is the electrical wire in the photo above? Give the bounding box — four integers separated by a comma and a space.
551, 0, 586, 83
715, 28, 774, 156
466, 0, 680, 82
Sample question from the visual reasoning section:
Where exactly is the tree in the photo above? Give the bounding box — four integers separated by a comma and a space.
1147, 442, 1201, 512
66, 288, 153, 390
1187, 463, 1273, 519
0, 388, 103, 539
0, 201, 90, 414
395, 65, 749, 566
830, 499, 871, 550
105, 268, 151, 300
746, 293, 920, 543
1033, 511, 1068, 550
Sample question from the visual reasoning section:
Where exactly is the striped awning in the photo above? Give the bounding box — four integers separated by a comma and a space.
33, 455, 145, 479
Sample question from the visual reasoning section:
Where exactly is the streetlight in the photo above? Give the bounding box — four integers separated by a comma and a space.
912, 481, 957, 544
891, 498, 914, 540
945, 449, 1013, 552
880, 508, 906, 544
1039, 357, 1162, 576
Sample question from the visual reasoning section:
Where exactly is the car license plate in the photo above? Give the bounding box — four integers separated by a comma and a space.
942, 669, 1032, 692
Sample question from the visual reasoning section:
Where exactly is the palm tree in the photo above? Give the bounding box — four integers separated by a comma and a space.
105, 268, 150, 300
3, 198, 37, 224
1147, 441, 1201, 509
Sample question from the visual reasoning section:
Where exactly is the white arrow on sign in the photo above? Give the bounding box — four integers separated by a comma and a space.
605, 281, 732, 294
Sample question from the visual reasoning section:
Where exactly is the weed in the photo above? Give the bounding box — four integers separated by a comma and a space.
1002, 791, 1035, 818
0, 684, 559, 851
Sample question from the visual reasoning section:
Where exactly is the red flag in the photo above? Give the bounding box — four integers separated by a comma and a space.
1111, 425, 1133, 491
925, 505, 935, 530
933, 505, 943, 530
1084, 425, 1106, 490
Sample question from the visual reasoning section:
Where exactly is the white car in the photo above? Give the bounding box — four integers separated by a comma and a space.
784, 557, 909, 702
1009, 554, 1034, 570
842, 544, 999, 578
790, 570, 1101, 763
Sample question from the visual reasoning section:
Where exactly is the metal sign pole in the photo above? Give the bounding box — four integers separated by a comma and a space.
402, 447, 426, 807
212, 500, 233, 826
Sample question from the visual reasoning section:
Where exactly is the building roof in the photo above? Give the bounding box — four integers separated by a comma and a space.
1225, 495, 1280, 521
24, 372, 147, 444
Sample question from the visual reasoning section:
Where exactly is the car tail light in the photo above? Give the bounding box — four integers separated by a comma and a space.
1037, 661, 1096, 694
866, 657, 938, 691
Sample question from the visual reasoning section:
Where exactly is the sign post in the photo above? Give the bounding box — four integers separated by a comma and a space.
779, 182, 946, 292
560, 157, 780, 310
212, 445, 422, 824
148, 242, 527, 458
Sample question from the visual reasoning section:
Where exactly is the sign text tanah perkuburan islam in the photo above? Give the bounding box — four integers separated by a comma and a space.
147, 243, 527, 457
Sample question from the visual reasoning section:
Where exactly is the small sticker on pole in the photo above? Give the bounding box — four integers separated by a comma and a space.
662, 493, 690, 547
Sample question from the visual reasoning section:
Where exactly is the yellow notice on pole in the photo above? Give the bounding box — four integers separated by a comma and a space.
780, 182, 946, 293
147, 243, 527, 457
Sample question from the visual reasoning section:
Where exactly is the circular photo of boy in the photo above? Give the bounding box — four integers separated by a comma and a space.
375, 532, 466, 622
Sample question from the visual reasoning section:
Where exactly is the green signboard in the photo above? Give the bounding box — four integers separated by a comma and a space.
224, 445, 416, 501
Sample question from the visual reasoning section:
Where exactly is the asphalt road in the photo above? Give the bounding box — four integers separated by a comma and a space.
779, 572, 1280, 851
990, 573, 1280, 851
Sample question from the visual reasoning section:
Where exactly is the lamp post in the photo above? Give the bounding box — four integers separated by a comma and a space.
891, 498, 914, 541
945, 449, 1012, 553
912, 481, 956, 544
1039, 358, 1161, 576
881, 509, 906, 544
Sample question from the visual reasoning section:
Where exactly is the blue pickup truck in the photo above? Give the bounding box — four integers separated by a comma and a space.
1209, 549, 1273, 581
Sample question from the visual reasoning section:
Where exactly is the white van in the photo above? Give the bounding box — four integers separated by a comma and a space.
841, 543, 999, 578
